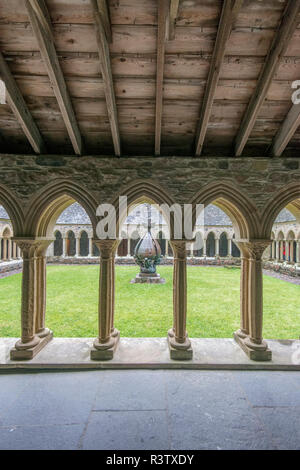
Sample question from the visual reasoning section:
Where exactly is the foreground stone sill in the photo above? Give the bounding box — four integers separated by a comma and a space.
0, 338, 299, 371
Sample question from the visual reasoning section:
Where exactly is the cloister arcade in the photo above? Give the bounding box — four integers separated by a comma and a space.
0, 176, 297, 365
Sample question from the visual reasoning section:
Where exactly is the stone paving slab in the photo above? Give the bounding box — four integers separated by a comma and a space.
0, 337, 300, 370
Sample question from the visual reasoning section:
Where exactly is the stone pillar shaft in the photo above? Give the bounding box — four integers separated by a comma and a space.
88, 237, 92, 256
91, 239, 119, 360
168, 240, 192, 359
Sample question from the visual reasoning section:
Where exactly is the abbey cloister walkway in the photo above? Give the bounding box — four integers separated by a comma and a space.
0, 157, 299, 369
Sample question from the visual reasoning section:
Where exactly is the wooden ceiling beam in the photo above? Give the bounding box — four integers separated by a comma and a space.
91, 0, 121, 156
0, 51, 45, 154
155, 0, 169, 156
26, 0, 83, 155
235, 0, 300, 157
96, 0, 112, 43
195, 0, 243, 157
271, 102, 300, 156
169, 0, 179, 41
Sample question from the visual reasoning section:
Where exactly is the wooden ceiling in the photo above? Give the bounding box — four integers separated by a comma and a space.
0, 0, 300, 157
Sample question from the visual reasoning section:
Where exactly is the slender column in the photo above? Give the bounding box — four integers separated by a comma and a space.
203, 239, 207, 257
91, 239, 119, 360
168, 240, 192, 359
3, 239, 7, 261
276, 241, 279, 261
297, 241, 300, 264
110, 245, 118, 337
235, 242, 250, 339
13, 240, 40, 350
215, 238, 219, 257
75, 236, 80, 257
62, 237, 67, 257
244, 240, 271, 351
228, 238, 232, 258
0, 238, 2, 260
12, 242, 17, 259
88, 237, 93, 257
35, 240, 53, 338
7, 239, 11, 261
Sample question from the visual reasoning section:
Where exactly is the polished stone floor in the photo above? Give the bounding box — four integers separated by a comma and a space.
0, 370, 299, 450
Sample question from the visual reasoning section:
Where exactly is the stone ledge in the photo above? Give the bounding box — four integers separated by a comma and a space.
1, 337, 299, 370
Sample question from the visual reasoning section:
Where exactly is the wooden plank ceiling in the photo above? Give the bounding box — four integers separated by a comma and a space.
0, 0, 299, 157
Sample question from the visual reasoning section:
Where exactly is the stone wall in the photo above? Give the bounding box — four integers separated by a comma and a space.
0, 154, 299, 212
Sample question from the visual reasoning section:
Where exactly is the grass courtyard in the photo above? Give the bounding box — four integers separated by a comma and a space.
0, 265, 299, 339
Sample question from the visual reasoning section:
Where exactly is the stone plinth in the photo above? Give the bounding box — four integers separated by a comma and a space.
130, 272, 165, 284
234, 333, 272, 361
90, 331, 120, 361
10, 331, 53, 360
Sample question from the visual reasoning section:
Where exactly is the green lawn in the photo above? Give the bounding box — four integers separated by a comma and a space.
0, 265, 299, 339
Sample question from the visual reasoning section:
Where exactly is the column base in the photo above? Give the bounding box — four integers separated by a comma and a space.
234, 333, 272, 361
37, 328, 52, 339
10, 331, 53, 361
90, 332, 120, 361
167, 335, 193, 361
235, 328, 248, 340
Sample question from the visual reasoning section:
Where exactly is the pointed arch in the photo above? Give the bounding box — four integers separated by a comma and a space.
112, 180, 176, 238
189, 181, 259, 239
24, 179, 98, 237
0, 184, 24, 236
262, 183, 300, 238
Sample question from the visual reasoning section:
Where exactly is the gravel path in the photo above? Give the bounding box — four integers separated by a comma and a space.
263, 269, 300, 285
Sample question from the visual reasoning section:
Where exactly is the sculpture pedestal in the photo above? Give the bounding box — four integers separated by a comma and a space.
131, 272, 165, 284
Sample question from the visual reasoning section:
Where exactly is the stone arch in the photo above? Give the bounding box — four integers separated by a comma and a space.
261, 183, 300, 238
112, 180, 176, 239
287, 230, 295, 241
190, 181, 258, 239
24, 179, 98, 237
0, 184, 24, 236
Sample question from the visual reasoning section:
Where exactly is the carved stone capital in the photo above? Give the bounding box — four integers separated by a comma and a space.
235, 239, 271, 261
93, 239, 118, 258
169, 239, 190, 258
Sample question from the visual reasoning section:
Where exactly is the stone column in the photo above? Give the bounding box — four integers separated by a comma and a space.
275, 241, 279, 262
12, 242, 17, 259
215, 238, 219, 257
234, 242, 250, 340
0, 238, 2, 260
7, 238, 11, 261
75, 236, 80, 257
88, 237, 93, 257
35, 240, 54, 340
168, 240, 192, 360
9, 239, 51, 360
91, 239, 120, 360
245, 240, 272, 360
62, 237, 67, 257
297, 241, 300, 264
203, 239, 207, 257
3, 239, 7, 261
228, 238, 232, 258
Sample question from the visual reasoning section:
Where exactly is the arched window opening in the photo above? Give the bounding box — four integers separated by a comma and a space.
66, 231, 76, 257
54, 231, 63, 256
219, 233, 228, 257
206, 232, 215, 257
80, 231, 89, 257
231, 235, 240, 258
